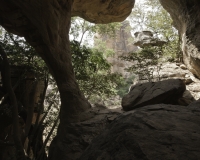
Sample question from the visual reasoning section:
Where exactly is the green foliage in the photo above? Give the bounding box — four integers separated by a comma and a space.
0, 29, 48, 76
71, 40, 123, 99
120, 0, 182, 83
93, 39, 115, 58
120, 46, 162, 82
95, 22, 122, 38
116, 74, 135, 97
0, 28, 124, 156
70, 17, 121, 45
1, 26, 123, 101
129, 0, 181, 61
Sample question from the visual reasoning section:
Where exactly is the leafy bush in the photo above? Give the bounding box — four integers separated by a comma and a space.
116, 74, 136, 97
71, 40, 123, 100
120, 46, 162, 82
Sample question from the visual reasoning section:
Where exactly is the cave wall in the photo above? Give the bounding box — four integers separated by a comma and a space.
159, 0, 200, 78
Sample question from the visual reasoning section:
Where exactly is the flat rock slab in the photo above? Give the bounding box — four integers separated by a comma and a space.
122, 79, 185, 111
80, 104, 200, 160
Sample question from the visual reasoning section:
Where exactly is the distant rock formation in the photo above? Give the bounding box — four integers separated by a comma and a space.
94, 21, 138, 77
134, 31, 166, 47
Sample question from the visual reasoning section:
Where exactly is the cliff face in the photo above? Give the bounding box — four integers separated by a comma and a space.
94, 21, 138, 77
159, 0, 200, 78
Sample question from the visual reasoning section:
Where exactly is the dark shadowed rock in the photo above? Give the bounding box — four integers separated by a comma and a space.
80, 104, 200, 160
188, 98, 200, 107
48, 108, 124, 160
122, 79, 185, 111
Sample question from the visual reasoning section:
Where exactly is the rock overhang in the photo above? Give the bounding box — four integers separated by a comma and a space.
72, 0, 135, 24
0, 0, 135, 37
159, 0, 200, 78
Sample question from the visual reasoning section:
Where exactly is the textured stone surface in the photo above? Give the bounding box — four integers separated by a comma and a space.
155, 62, 200, 102
122, 79, 185, 111
80, 104, 200, 160
159, 0, 200, 78
48, 107, 124, 160
133, 62, 200, 104
134, 31, 166, 47
0, 0, 135, 36
152, 63, 192, 82
72, 0, 135, 23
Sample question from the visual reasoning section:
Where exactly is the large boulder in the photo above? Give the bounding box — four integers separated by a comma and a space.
80, 104, 200, 160
122, 79, 185, 111
159, 0, 200, 79
133, 62, 200, 104
134, 31, 166, 48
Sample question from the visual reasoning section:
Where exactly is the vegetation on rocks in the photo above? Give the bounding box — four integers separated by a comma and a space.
129, 0, 180, 59
121, 0, 181, 82
0, 23, 123, 159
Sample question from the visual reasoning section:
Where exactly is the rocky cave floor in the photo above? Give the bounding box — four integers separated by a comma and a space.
52, 62, 200, 160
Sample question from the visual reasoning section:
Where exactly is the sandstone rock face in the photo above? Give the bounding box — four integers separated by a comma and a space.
134, 31, 166, 48
80, 104, 200, 160
72, 0, 135, 23
159, 0, 200, 78
94, 21, 138, 77
122, 79, 185, 111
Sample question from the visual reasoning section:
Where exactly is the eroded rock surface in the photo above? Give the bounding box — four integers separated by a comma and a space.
159, 0, 200, 78
122, 79, 185, 111
80, 104, 200, 160
132, 62, 200, 105
0, 0, 135, 36
134, 31, 166, 48
72, 0, 135, 23
48, 107, 124, 160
